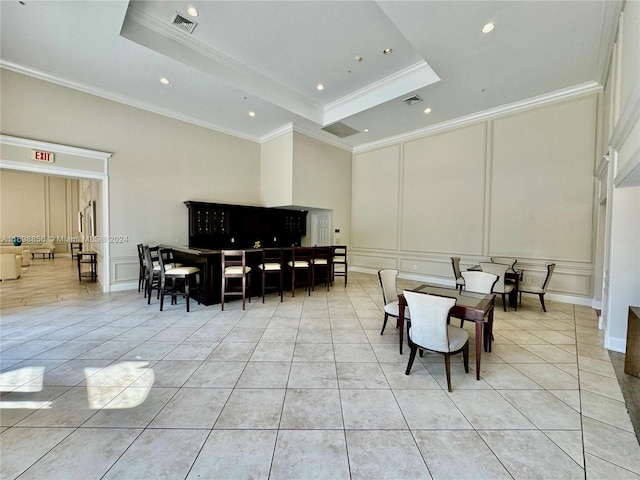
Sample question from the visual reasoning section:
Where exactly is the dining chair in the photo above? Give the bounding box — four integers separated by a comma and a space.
137, 243, 146, 293
257, 247, 283, 303
451, 256, 465, 291
143, 245, 160, 303
287, 247, 312, 297
331, 245, 347, 286
311, 246, 332, 292
491, 257, 518, 274
479, 262, 515, 311
378, 269, 411, 337
221, 249, 252, 310
158, 248, 201, 312
519, 263, 556, 312
460, 271, 498, 295
403, 290, 469, 392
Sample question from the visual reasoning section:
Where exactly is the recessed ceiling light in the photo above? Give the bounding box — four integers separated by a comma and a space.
481, 23, 495, 33
317, 84, 324, 91
248, 111, 256, 117
354, 55, 363, 63
160, 77, 170, 85
383, 48, 393, 55
363, 129, 369, 133
424, 107, 432, 114
186, 7, 199, 17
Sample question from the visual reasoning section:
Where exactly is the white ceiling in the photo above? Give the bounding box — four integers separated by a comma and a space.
0, 1, 622, 150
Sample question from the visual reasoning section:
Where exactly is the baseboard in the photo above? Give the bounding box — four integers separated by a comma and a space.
109, 282, 138, 292
605, 335, 627, 353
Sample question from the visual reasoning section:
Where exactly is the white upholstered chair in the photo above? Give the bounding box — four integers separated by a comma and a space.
519, 263, 556, 312
403, 290, 469, 392
479, 262, 515, 311
460, 271, 498, 295
378, 269, 410, 336
491, 257, 518, 274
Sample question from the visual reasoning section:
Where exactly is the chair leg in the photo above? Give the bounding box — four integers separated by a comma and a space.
185, 276, 190, 312
405, 345, 418, 375
444, 354, 452, 392
221, 278, 225, 311
502, 293, 507, 312
539, 294, 547, 312
462, 341, 469, 373
380, 313, 389, 335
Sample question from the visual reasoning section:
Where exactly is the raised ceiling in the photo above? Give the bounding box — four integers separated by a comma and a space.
0, 1, 622, 149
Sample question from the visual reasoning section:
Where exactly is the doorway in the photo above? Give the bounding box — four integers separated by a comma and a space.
310, 210, 332, 246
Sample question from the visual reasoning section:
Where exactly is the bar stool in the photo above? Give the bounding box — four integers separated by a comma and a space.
257, 247, 283, 303
158, 248, 200, 312
288, 247, 312, 297
331, 245, 347, 286
221, 249, 252, 310
311, 246, 331, 291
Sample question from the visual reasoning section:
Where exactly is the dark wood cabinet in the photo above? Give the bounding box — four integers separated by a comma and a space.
185, 201, 307, 249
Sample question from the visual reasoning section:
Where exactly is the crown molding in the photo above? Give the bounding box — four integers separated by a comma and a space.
354, 81, 602, 153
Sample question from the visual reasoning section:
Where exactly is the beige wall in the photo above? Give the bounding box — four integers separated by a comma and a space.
0, 170, 79, 254
351, 94, 599, 300
260, 132, 293, 207
1, 69, 261, 288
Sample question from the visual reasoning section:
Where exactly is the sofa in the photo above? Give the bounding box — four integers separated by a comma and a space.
31, 240, 56, 259
0, 245, 30, 266
0, 253, 22, 280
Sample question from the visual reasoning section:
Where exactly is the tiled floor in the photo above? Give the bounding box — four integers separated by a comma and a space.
1, 257, 640, 479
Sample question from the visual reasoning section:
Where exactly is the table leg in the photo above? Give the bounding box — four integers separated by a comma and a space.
475, 321, 482, 380
398, 300, 405, 355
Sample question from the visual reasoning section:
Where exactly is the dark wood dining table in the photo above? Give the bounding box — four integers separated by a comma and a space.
398, 284, 495, 380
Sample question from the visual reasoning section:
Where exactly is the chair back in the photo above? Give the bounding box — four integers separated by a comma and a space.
461, 271, 498, 294
451, 256, 462, 278
222, 249, 249, 276
312, 246, 332, 265
332, 245, 347, 263
479, 262, 508, 293
403, 290, 457, 352
378, 269, 399, 306
541, 263, 556, 292
143, 245, 158, 270
137, 244, 145, 268
491, 257, 517, 273
290, 247, 312, 267
261, 247, 283, 269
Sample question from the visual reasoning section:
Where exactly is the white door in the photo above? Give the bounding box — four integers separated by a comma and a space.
311, 211, 332, 246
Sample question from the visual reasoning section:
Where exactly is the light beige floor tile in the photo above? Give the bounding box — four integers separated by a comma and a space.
395, 390, 472, 429
148, 387, 231, 428
214, 388, 285, 429
581, 390, 636, 432
449, 390, 535, 429
582, 417, 640, 474
102, 429, 208, 480
579, 370, 625, 401
0, 427, 74, 479
379, 361, 441, 389
288, 361, 338, 388
491, 344, 546, 363
347, 430, 431, 479
544, 430, 585, 467
236, 360, 291, 388
280, 388, 343, 429
413, 430, 512, 479
341, 389, 408, 429
187, 430, 277, 480
478, 363, 542, 389
479, 430, 585, 479
17, 427, 141, 480
292, 342, 335, 362
499, 390, 582, 429
250, 341, 295, 361
512, 363, 579, 389
270, 430, 350, 480
521, 344, 577, 363
585, 453, 640, 479
337, 362, 389, 389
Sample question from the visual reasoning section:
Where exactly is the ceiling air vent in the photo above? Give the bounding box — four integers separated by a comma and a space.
403, 94, 423, 106
171, 12, 198, 34
321, 122, 360, 138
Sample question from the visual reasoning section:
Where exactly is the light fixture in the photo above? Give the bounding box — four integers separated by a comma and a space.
354, 55, 363, 63
424, 107, 432, 114
248, 111, 256, 117
363, 129, 369, 133
186, 7, 199, 17
481, 23, 495, 33
160, 77, 170, 85
316, 84, 324, 91
383, 48, 393, 55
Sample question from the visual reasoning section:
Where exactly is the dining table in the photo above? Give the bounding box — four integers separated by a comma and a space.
398, 283, 495, 380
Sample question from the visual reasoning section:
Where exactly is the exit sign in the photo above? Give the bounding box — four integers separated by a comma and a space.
31, 150, 55, 163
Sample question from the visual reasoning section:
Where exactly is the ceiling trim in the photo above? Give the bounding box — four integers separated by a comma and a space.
595, 0, 624, 86
354, 81, 603, 153
0, 134, 112, 161
260, 123, 294, 143
323, 61, 440, 125
0, 61, 260, 144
